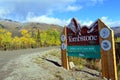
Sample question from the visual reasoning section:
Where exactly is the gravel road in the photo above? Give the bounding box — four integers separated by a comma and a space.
0, 47, 59, 69
0, 46, 59, 80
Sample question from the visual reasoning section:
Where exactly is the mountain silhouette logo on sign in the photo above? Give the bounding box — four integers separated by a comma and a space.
67, 18, 98, 35
66, 18, 99, 46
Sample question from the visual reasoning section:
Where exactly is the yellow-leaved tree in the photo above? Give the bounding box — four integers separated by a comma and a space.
0, 28, 12, 50
20, 29, 35, 48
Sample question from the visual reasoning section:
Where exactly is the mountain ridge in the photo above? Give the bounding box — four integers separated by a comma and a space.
0, 19, 120, 37
0, 19, 63, 37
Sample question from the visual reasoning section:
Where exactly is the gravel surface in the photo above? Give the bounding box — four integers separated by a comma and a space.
0, 47, 59, 80
0, 47, 105, 80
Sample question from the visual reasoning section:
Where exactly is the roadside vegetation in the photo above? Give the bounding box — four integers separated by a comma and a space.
0, 28, 60, 50
115, 37, 120, 79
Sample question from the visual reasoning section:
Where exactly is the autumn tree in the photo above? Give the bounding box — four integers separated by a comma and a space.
20, 29, 35, 48
0, 28, 12, 50
0, 27, 61, 50
42, 28, 61, 46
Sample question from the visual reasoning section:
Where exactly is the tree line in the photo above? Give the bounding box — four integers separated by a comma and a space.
1, 27, 120, 51
0, 28, 61, 50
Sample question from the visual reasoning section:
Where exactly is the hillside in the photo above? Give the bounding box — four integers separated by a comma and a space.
0, 19, 120, 37
111, 27, 120, 37
0, 19, 63, 37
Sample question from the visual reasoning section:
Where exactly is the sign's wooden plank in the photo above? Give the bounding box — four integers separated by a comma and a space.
98, 19, 117, 80
98, 19, 109, 78
61, 27, 69, 70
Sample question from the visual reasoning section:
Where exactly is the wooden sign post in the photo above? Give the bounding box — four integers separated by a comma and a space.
61, 27, 69, 70
98, 19, 117, 80
61, 18, 118, 80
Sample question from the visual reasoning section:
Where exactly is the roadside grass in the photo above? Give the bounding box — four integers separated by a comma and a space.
49, 49, 61, 58
69, 57, 120, 79
45, 50, 102, 71
34, 49, 102, 72
69, 56, 120, 79
117, 64, 120, 79
33, 55, 44, 65
47, 50, 102, 71
69, 57, 86, 70
69, 57, 101, 71
33, 49, 61, 65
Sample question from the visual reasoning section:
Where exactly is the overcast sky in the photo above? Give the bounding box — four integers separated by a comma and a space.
0, 0, 120, 27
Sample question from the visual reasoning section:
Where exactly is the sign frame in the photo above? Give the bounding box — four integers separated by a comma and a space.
61, 18, 118, 80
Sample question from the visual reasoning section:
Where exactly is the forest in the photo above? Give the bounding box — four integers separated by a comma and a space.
0, 28, 61, 50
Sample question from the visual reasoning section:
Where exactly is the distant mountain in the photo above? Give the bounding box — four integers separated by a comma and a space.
0, 19, 63, 37
0, 19, 120, 37
0, 19, 22, 36
111, 27, 120, 37
22, 22, 63, 31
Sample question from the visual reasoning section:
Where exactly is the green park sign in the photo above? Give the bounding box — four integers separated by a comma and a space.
67, 45, 100, 58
